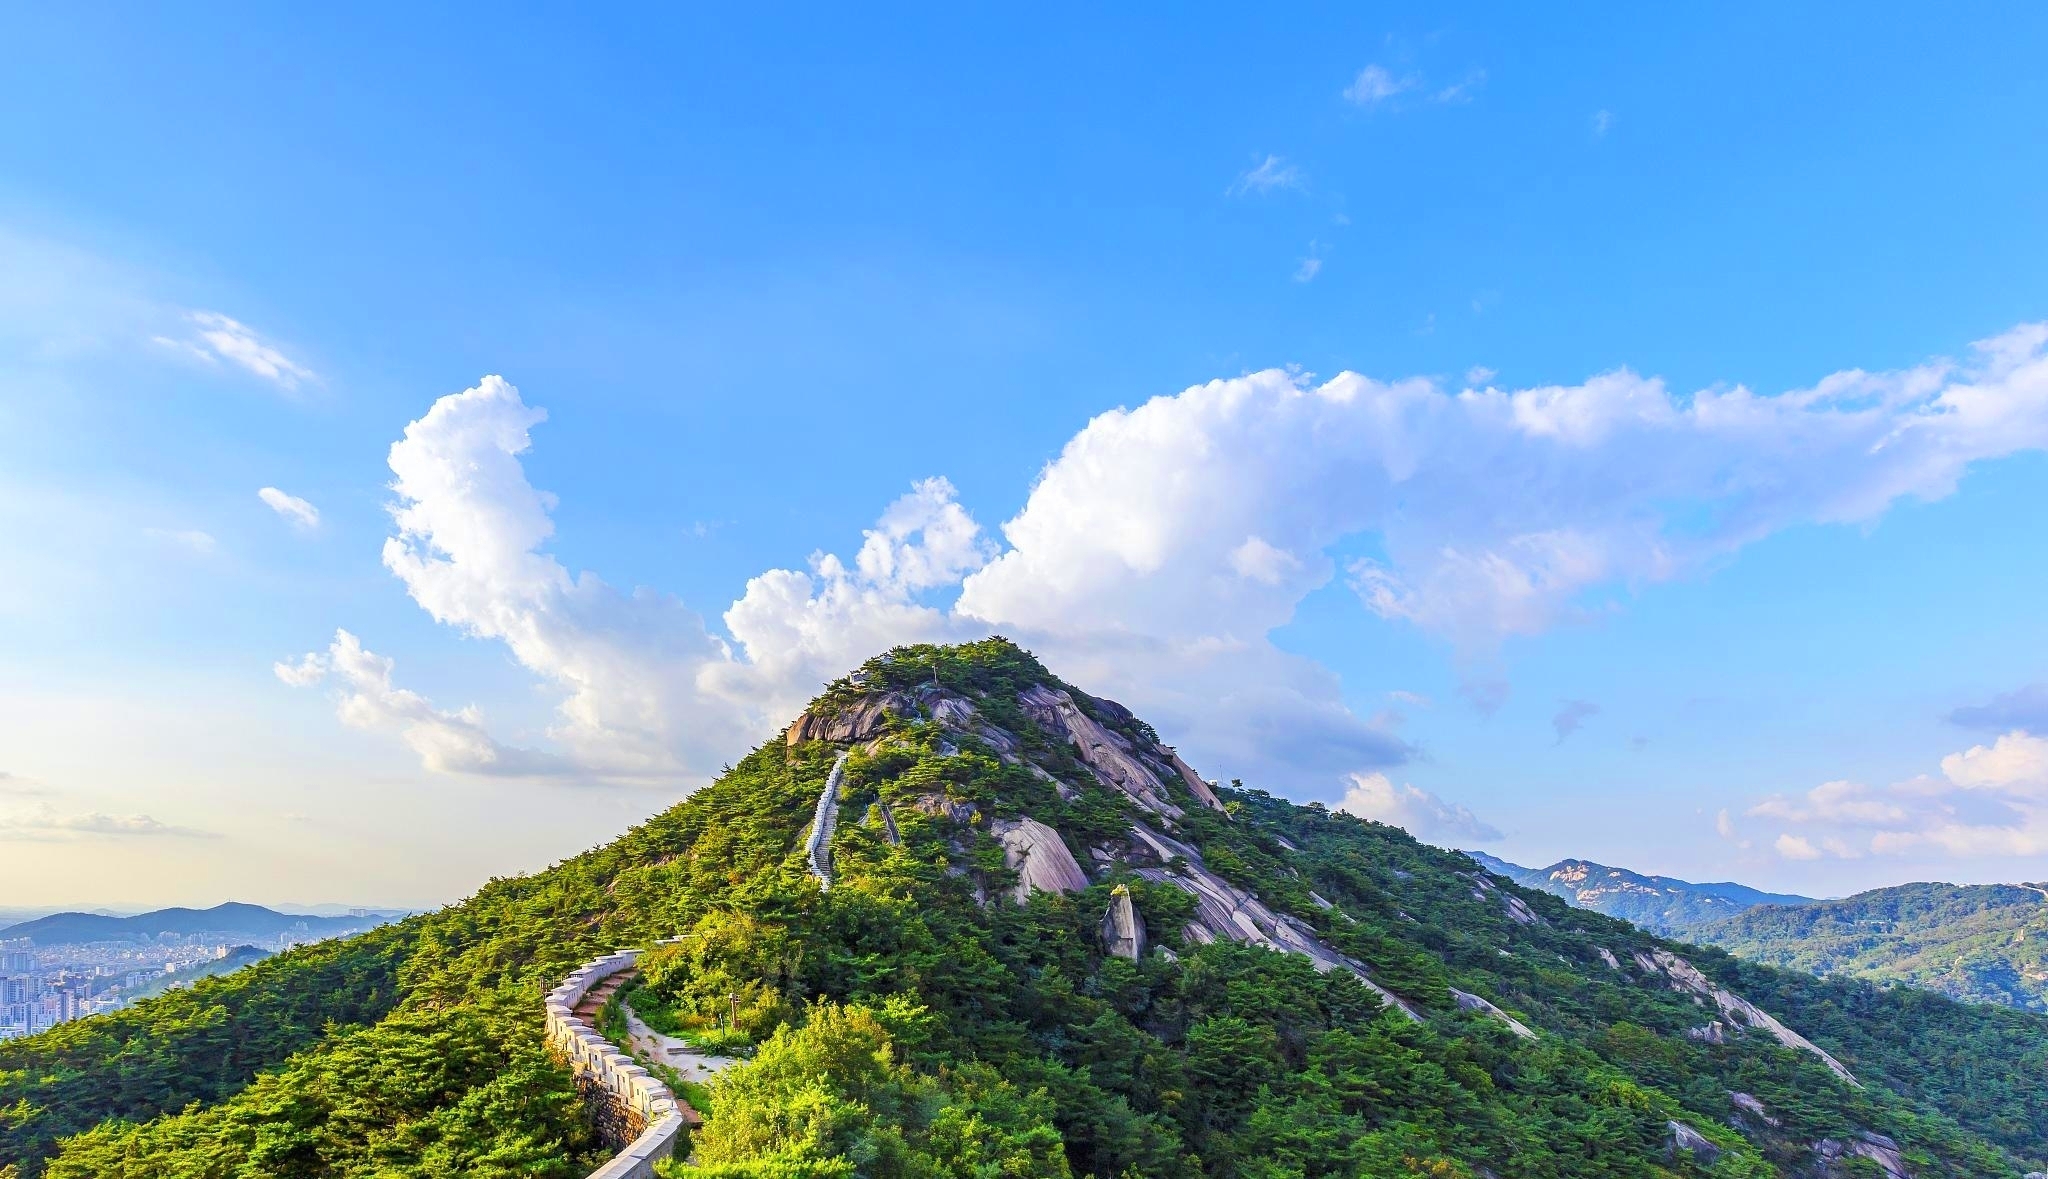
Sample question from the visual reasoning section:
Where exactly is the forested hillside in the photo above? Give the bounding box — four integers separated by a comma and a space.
3, 640, 2045, 1178
1682, 882, 2048, 1013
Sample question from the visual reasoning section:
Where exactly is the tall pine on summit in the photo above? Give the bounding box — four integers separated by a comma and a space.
4, 639, 2045, 1178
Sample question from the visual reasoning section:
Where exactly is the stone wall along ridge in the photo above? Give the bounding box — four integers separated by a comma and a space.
805, 751, 851, 889
545, 949, 686, 1179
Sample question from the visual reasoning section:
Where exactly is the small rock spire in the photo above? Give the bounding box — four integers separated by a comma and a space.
1101, 884, 1146, 960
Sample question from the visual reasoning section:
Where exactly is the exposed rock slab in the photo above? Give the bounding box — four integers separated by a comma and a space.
1126, 822, 1424, 1020
992, 816, 1089, 902
1665, 1121, 1721, 1165
1164, 749, 1229, 813
1814, 1133, 1911, 1179
1633, 949, 1858, 1085
1468, 872, 1548, 927
1450, 988, 1537, 1040
1018, 685, 1187, 817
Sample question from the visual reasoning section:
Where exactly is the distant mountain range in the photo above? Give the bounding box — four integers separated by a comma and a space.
0, 902, 399, 946
1468, 851, 2048, 1014
1676, 880, 2048, 1013
1464, 850, 1814, 932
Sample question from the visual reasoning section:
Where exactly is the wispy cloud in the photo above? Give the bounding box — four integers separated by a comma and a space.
0, 772, 52, 798
1228, 154, 1305, 196
143, 527, 218, 555
276, 629, 571, 778
1345, 62, 1482, 108
1344, 64, 1416, 107
1293, 241, 1327, 283
155, 311, 315, 390
1338, 771, 1501, 842
1591, 109, 1615, 138
1950, 683, 2048, 732
0, 806, 213, 841
1552, 699, 1600, 744
1434, 69, 1487, 104
258, 486, 321, 530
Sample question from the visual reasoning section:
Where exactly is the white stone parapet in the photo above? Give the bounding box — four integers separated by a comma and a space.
546, 949, 686, 1179
805, 752, 850, 889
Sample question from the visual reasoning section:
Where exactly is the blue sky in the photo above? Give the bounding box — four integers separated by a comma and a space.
4, 5, 2048, 908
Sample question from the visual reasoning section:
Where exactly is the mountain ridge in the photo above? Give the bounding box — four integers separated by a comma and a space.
0, 901, 397, 946
1467, 850, 1816, 932
2, 639, 2043, 1178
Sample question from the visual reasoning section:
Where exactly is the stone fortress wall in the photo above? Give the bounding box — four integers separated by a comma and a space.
545, 949, 685, 1179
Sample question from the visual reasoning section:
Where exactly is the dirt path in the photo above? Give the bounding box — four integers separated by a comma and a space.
620, 995, 739, 1094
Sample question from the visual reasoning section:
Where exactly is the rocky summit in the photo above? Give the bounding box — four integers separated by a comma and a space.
4, 639, 2046, 1178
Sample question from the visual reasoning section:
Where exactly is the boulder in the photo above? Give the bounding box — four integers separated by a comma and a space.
907, 794, 979, 824
1729, 1091, 1770, 1119
1666, 1121, 1721, 1165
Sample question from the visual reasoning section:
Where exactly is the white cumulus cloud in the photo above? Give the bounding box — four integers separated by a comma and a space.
1754, 729, 2048, 860
258, 486, 320, 530
276, 629, 569, 777
1337, 772, 1501, 843
292, 321, 2048, 844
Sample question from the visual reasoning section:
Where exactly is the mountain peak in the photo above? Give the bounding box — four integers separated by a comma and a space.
7, 640, 2046, 1178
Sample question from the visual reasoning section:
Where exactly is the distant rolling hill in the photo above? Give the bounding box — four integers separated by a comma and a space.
1466, 850, 1813, 932
1678, 881, 2048, 1013
122, 944, 274, 1004
0, 902, 396, 946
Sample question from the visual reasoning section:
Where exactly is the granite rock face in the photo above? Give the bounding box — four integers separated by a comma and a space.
991, 816, 1090, 903
1812, 1133, 1911, 1179
1124, 822, 1426, 1021
1665, 1121, 1721, 1165
1633, 949, 1859, 1085
1017, 684, 1222, 818
1449, 988, 1537, 1040
787, 693, 908, 745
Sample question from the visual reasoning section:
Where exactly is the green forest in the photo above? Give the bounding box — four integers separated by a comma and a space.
1682, 882, 2048, 1013
4, 639, 2045, 1178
